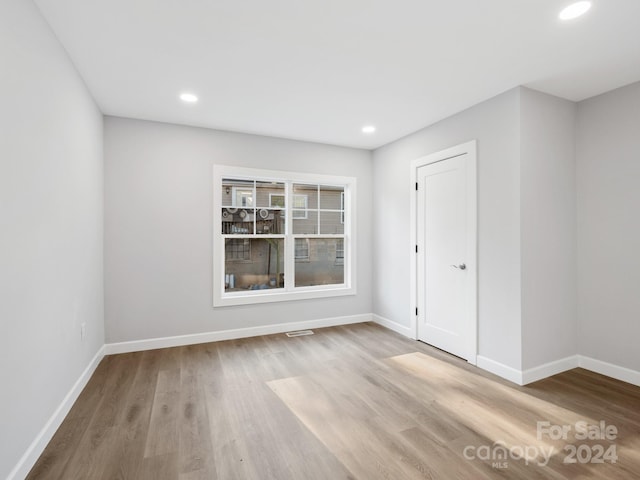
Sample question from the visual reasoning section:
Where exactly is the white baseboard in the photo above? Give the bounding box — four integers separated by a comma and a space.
478, 355, 581, 386
372, 314, 416, 339
476, 353, 640, 388
578, 355, 640, 387
476, 355, 524, 385
104, 313, 372, 355
7, 346, 105, 480
521, 355, 579, 385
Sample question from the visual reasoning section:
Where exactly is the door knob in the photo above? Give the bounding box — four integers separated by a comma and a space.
450, 263, 466, 270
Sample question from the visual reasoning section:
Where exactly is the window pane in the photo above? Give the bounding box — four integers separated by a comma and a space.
258, 181, 285, 208
319, 211, 344, 234
295, 238, 345, 287
256, 209, 285, 235
319, 185, 344, 210
222, 178, 250, 206
225, 238, 284, 291
221, 208, 254, 234
293, 184, 318, 209
293, 210, 318, 234
222, 179, 254, 208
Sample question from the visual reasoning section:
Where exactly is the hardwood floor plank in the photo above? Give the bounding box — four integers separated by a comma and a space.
144, 368, 181, 458
113, 348, 164, 479
178, 345, 216, 479
138, 452, 179, 480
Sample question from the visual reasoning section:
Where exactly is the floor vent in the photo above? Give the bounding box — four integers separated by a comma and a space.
285, 330, 314, 337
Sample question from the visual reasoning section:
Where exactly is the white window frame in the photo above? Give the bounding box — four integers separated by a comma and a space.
213, 165, 356, 306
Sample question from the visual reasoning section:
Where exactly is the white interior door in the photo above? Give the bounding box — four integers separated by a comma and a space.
416, 152, 476, 361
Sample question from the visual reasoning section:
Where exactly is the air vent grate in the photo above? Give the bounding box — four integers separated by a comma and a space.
285, 330, 314, 337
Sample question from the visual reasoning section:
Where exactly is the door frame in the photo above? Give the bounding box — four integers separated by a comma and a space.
409, 140, 478, 365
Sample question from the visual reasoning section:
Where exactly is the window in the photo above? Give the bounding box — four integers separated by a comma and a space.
226, 238, 251, 261
269, 193, 285, 208
292, 194, 308, 219
295, 238, 309, 260
214, 165, 355, 306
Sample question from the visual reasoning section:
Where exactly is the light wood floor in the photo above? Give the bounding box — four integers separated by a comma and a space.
27, 323, 640, 479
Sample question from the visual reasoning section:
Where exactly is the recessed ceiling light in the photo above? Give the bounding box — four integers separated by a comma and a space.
362, 125, 376, 134
559, 1, 592, 21
179, 92, 198, 103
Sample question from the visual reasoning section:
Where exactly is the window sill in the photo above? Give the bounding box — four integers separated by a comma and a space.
213, 285, 356, 307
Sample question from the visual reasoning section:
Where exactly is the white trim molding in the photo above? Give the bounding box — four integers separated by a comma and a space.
478, 355, 580, 386
578, 356, 640, 388
476, 355, 524, 385
476, 354, 640, 388
104, 314, 372, 355
372, 314, 416, 339
7, 346, 105, 480
521, 356, 580, 385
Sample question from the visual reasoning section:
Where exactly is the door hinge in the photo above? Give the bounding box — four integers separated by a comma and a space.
415, 307, 418, 316
415, 182, 418, 191
415, 245, 418, 253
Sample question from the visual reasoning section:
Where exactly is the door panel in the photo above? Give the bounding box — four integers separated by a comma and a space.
417, 154, 473, 360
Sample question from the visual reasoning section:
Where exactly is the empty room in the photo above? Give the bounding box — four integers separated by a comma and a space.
2, 0, 640, 479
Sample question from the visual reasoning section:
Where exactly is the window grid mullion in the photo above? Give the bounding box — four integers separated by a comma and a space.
316, 185, 320, 236
252, 180, 256, 237
285, 180, 294, 292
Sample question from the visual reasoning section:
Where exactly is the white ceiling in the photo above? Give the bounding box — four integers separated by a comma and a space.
35, 0, 640, 149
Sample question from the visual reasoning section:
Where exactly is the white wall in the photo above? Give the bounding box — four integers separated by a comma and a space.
576, 81, 640, 372
520, 88, 577, 369
372, 88, 523, 370
0, 0, 104, 478
104, 117, 372, 343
